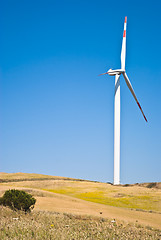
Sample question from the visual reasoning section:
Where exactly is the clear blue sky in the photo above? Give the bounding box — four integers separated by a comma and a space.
1, 0, 161, 183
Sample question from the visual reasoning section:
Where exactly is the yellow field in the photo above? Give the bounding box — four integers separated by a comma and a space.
0, 172, 161, 230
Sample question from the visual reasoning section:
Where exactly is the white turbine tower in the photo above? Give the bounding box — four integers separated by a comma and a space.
99, 17, 147, 185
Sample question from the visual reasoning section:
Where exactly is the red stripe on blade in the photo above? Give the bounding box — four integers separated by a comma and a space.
137, 102, 142, 110
125, 16, 127, 23
123, 30, 126, 37
98, 72, 108, 76
137, 102, 148, 122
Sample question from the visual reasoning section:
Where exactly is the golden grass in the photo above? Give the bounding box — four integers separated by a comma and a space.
0, 172, 72, 181
44, 187, 161, 212
1, 206, 161, 240
1, 175, 161, 213
1, 174, 161, 230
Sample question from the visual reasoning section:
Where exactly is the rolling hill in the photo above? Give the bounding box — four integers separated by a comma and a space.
0, 172, 161, 231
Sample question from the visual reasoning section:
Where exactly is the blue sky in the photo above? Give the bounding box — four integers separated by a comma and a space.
1, 0, 161, 183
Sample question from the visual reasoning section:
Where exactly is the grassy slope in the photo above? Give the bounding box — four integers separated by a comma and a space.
44, 183, 161, 213
1, 206, 161, 240
1, 172, 161, 230
1, 173, 161, 213
0, 172, 74, 181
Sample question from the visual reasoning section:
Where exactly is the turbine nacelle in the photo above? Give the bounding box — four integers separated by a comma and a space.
99, 68, 125, 76
107, 68, 125, 76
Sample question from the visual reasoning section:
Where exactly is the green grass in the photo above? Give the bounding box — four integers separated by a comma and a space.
1, 206, 161, 240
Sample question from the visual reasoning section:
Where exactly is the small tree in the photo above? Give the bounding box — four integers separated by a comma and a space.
0, 189, 36, 212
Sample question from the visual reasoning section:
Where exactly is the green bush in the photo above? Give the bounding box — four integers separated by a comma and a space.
147, 182, 157, 188
0, 189, 36, 212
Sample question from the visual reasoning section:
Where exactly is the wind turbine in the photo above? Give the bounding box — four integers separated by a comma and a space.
99, 17, 147, 185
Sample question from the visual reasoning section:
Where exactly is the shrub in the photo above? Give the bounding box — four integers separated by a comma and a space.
0, 189, 36, 212
147, 182, 157, 188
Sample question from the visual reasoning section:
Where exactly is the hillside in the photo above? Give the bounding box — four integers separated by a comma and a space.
0, 172, 75, 182
1, 206, 161, 240
0, 172, 161, 231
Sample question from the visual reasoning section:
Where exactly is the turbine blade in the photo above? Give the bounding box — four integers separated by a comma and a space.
121, 16, 127, 70
98, 72, 108, 76
123, 72, 147, 122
